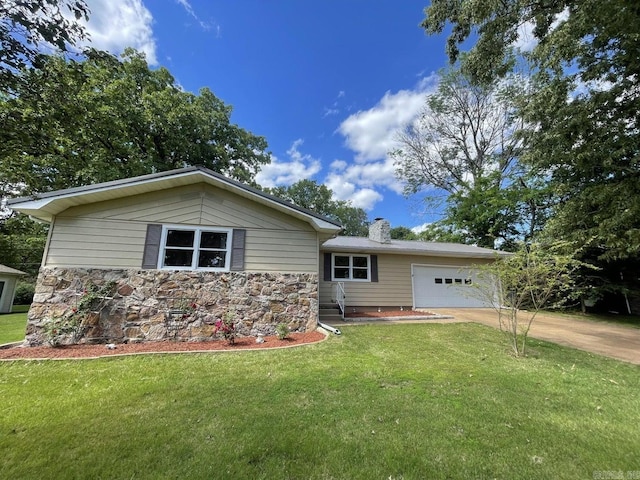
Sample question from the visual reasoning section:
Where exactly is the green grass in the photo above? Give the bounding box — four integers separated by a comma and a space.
0, 308, 28, 344
562, 310, 640, 328
1, 323, 639, 479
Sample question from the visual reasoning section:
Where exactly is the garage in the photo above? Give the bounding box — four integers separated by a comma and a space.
412, 264, 489, 308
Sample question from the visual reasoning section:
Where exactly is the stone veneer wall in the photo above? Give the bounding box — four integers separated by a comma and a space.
26, 267, 318, 346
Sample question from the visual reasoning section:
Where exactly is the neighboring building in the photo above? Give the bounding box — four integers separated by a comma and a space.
0, 264, 26, 314
8, 166, 504, 345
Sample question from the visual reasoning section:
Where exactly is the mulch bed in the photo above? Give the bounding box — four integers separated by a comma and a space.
0, 331, 326, 360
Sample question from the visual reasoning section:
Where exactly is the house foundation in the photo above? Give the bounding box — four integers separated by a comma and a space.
26, 267, 318, 346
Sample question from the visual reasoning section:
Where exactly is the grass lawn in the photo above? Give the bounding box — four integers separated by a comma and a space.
0, 306, 28, 344
1, 322, 638, 479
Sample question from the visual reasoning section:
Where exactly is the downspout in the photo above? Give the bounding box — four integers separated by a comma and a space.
318, 320, 341, 335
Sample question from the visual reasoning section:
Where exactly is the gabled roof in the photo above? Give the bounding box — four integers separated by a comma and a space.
7, 166, 343, 233
0, 264, 27, 275
321, 236, 507, 259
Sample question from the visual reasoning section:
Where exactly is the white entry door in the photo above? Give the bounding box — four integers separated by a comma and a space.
412, 265, 488, 308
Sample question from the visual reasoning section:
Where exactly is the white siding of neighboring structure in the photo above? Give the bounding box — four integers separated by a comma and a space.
319, 253, 492, 307
0, 275, 19, 313
45, 183, 319, 272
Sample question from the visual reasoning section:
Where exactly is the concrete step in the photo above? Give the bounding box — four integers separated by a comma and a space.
319, 308, 343, 323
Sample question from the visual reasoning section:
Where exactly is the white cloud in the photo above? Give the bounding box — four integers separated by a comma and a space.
338, 74, 438, 162
514, 20, 537, 52
75, 0, 157, 64
513, 8, 569, 53
175, 0, 215, 31
320, 75, 440, 211
324, 172, 383, 211
255, 139, 322, 188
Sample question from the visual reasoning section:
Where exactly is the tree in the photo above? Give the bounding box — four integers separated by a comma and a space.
266, 180, 369, 236
422, 1, 640, 268
390, 226, 417, 240
0, 49, 270, 197
0, 213, 47, 277
1, 0, 89, 92
392, 68, 547, 248
471, 242, 585, 357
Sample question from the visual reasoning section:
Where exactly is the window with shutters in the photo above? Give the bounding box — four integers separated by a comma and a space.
331, 254, 370, 282
160, 226, 232, 271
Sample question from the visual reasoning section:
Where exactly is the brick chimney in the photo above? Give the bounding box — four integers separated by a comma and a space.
369, 218, 391, 244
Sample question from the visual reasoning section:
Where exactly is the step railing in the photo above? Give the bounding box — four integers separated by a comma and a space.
333, 282, 346, 320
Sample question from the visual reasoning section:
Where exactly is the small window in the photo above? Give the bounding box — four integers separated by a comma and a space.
445, 278, 453, 284
161, 226, 232, 271
435, 278, 443, 284
454, 278, 462, 284
464, 279, 472, 285
332, 254, 370, 282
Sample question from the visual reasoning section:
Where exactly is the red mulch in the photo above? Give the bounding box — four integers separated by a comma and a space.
0, 331, 326, 360
344, 309, 434, 318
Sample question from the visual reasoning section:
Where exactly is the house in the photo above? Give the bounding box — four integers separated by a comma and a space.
320, 218, 501, 314
8, 166, 503, 345
0, 264, 26, 314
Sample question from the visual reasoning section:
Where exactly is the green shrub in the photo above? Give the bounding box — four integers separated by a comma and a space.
13, 281, 35, 305
275, 323, 290, 340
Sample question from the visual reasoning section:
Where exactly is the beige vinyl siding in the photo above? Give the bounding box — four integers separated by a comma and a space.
58, 184, 312, 230
244, 229, 318, 272
46, 218, 147, 268
46, 183, 319, 272
319, 253, 492, 307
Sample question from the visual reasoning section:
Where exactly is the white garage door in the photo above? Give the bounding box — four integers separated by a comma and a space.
412, 265, 488, 308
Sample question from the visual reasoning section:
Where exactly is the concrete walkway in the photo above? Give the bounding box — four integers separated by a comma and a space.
429, 308, 640, 365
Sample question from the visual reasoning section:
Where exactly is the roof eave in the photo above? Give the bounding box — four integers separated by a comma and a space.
7, 167, 343, 233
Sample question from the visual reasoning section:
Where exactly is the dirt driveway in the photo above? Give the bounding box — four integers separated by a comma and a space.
429, 308, 640, 365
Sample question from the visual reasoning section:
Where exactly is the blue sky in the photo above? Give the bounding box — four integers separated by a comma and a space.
75, 0, 455, 230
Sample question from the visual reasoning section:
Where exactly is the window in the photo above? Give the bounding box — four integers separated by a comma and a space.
332, 254, 370, 281
160, 226, 232, 271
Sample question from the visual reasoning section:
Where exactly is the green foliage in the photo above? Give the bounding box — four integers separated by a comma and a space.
472, 242, 588, 356
1, 324, 639, 478
12, 281, 34, 305
214, 311, 236, 345
0, 0, 88, 92
41, 314, 85, 347
393, 67, 548, 247
275, 322, 290, 340
414, 222, 468, 244
389, 226, 417, 240
423, 0, 640, 263
0, 48, 270, 196
41, 281, 116, 347
0, 213, 47, 277
266, 179, 369, 236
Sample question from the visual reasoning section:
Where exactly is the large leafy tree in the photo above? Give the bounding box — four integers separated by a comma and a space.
0, 214, 46, 277
393, 68, 548, 248
422, 0, 640, 262
266, 180, 369, 236
1, 0, 89, 92
0, 49, 270, 197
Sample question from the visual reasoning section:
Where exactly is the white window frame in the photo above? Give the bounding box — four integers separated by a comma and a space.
159, 225, 233, 271
331, 253, 371, 282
